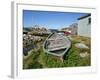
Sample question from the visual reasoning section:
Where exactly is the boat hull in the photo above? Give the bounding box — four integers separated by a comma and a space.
43, 33, 71, 57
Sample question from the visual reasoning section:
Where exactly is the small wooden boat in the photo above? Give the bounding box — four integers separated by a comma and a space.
43, 32, 71, 60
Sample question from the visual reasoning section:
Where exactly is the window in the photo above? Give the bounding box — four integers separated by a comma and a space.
88, 18, 91, 24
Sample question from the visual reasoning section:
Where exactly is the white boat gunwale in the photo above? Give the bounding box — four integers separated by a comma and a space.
43, 32, 71, 57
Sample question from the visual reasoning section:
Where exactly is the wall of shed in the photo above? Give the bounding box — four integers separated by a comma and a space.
78, 16, 91, 37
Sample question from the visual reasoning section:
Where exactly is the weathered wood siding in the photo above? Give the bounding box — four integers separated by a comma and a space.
78, 16, 91, 37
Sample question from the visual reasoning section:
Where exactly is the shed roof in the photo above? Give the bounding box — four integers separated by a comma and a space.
77, 14, 91, 20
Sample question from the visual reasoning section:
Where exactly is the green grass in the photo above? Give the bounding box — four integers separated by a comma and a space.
23, 35, 91, 69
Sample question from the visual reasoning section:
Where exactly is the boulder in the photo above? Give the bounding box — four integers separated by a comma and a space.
75, 43, 89, 49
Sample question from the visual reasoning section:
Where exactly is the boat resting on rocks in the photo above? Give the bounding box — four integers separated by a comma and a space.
43, 32, 71, 61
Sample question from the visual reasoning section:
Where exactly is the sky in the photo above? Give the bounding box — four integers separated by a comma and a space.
23, 10, 87, 29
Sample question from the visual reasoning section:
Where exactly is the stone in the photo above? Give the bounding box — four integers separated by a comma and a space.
75, 43, 89, 49
80, 52, 89, 58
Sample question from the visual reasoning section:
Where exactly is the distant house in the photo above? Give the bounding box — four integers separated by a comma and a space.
61, 23, 78, 36
23, 29, 28, 34
77, 14, 91, 37
61, 27, 71, 36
